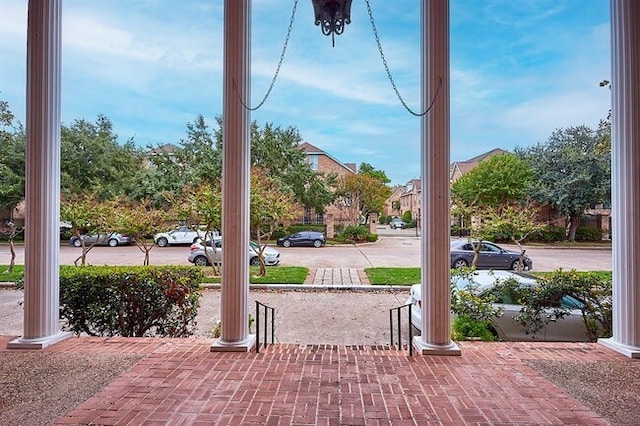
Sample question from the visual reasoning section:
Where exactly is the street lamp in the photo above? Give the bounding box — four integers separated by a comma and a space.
312, 0, 352, 46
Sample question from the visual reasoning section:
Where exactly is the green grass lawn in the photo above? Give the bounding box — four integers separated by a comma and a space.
0, 265, 309, 285
200, 266, 309, 284
0, 265, 23, 283
365, 267, 421, 286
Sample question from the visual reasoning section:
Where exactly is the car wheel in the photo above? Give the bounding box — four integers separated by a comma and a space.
452, 259, 468, 269
250, 256, 260, 266
156, 237, 168, 247
72, 239, 82, 247
282, 239, 291, 247
313, 240, 322, 248
194, 256, 209, 266
511, 260, 521, 271
108, 239, 118, 247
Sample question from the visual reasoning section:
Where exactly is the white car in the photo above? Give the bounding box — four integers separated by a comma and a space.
154, 225, 213, 247
407, 270, 589, 341
187, 237, 281, 267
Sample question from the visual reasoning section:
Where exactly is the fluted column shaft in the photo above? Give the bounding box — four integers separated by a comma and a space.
8, 0, 70, 349
212, 0, 255, 352
414, 0, 460, 355
600, 0, 640, 358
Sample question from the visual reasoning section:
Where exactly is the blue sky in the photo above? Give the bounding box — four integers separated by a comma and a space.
0, 0, 611, 185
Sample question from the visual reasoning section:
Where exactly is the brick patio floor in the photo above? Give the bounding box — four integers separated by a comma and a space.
3, 336, 631, 425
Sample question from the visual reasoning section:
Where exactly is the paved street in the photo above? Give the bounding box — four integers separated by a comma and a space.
0, 227, 612, 272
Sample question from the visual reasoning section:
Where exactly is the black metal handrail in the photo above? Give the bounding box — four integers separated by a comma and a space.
389, 303, 413, 356
255, 300, 275, 353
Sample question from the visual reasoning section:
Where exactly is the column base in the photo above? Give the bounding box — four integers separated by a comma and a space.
598, 338, 640, 359
7, 331, 73, 350
413, 336, 461, 356
211, 334, 256, 352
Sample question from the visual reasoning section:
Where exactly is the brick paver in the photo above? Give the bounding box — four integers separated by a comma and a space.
4, 337, 627, 425
312, 268, 362, 286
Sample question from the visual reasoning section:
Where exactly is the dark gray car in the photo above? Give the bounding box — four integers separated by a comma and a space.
450, 239, 533, 270
277, 231, 326, 248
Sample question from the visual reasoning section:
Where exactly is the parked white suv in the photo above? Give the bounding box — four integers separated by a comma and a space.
154, 225, 214, 247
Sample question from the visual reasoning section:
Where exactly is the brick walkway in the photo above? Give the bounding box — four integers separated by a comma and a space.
4, 336, 630, 425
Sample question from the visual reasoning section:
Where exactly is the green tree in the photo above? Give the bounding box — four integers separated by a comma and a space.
118, 199, 171, 265
451, 152, 537, 269
127, 147, 184, 208
177, 181, 223, 274
250, 167, 298, 276
358, 162, 391, 185
61, 115, 144, 198
0, 99, 25, 218
451, 153, 533, 208
517, 125, 611, 241
336, 173, 391, 225
60, 194, 120, 266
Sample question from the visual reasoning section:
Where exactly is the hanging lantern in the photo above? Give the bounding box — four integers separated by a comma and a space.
312, 0, 352, 46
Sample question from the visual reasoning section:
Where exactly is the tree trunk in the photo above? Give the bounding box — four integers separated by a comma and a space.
7, 239, 16, 273
567, 214, 582, 242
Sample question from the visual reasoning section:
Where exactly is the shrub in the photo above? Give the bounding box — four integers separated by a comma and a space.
526, 226, 566, 242
402, 211, 412, 223
452, 315, 496, 341
286, 224, 326, 234
450, 224, 470, 237
338, 225, 370, 243
510, 269, 612, 341
59, 265, 203, 337
575, 226, 602, 241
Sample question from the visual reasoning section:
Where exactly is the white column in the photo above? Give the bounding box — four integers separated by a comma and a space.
414, 0, 460, 356
212, 0, 255, 352
599, 0, 640, 359
8, 0, 71, 350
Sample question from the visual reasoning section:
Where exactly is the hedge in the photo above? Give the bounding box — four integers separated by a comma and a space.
59, 265, 203, 337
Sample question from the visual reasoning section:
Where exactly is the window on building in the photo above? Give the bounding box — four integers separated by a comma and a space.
308, 154, 319, 170
303, 208, 324, 224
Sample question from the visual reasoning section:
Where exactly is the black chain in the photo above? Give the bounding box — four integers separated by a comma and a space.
365, 0, 441, 117
235, 0, 299, 111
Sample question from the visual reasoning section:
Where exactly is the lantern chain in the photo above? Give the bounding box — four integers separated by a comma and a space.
235, 0, 299, 111
365, 0, 441, 117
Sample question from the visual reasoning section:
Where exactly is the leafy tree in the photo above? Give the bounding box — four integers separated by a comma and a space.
127, 147, 184, 208
335, 172, 391, 225
358, 162, 391, 185
451, 152, 537, 268
118, 199, 171, 265
474, 205, 545, 272
517, 125, 611, 241
177, 182, 223, 274
451, 153, 533, 208
0, 99, 25, 218
178, 115, 222, 185
289, 168, 338, 215
60, 194, 121, 266
249, 167, 298, 276
61, 115, 145, 198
